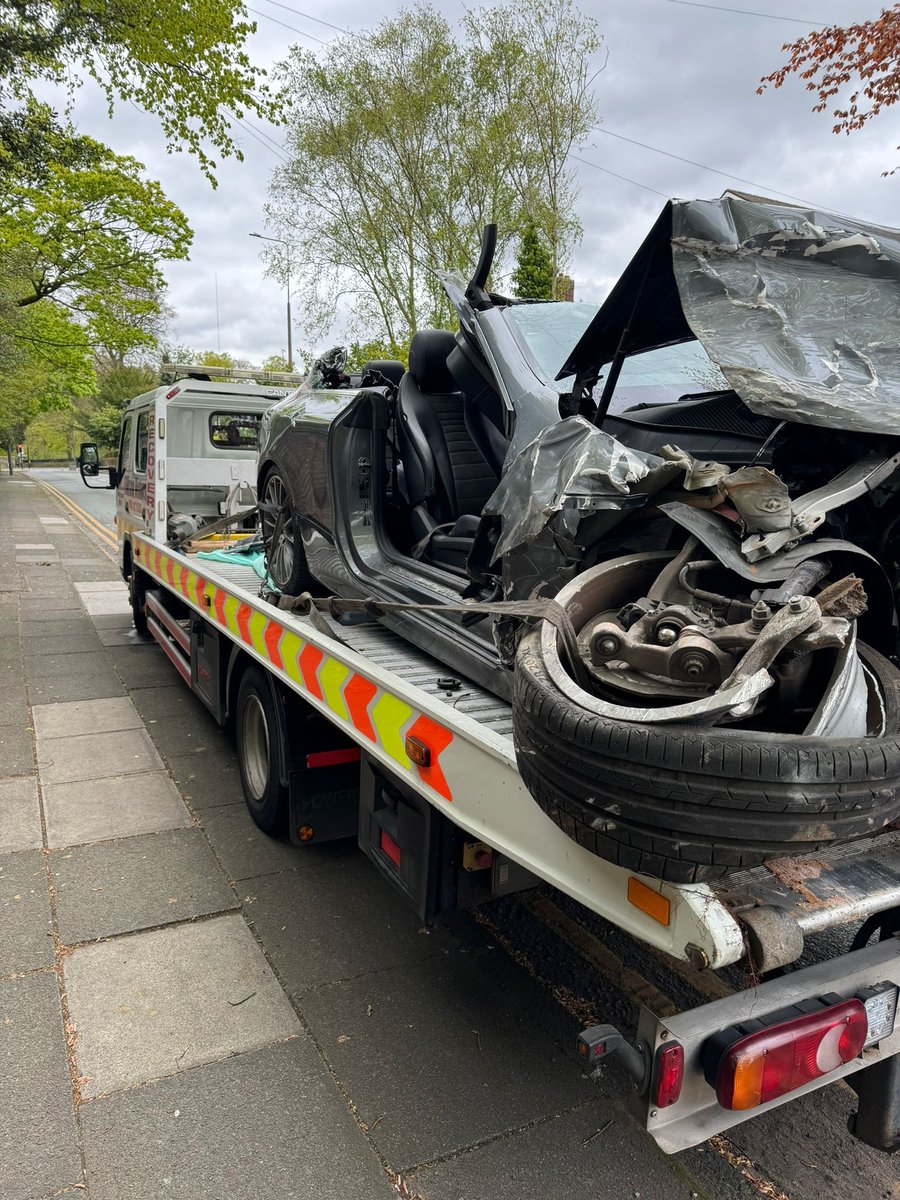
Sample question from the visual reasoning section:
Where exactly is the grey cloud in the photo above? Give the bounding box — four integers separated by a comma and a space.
43, 0, 900, 360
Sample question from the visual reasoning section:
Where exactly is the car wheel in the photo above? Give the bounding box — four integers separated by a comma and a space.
260, 469, 314, 595
236, 666, 287, 833
514, 635, 900, 884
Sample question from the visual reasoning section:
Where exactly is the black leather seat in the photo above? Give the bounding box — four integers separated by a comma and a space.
396, 329, 500, 571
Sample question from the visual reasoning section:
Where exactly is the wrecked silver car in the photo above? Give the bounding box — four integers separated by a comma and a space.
258, 196, 900, 882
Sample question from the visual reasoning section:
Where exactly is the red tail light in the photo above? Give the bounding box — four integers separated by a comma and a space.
653, 1042, 685, 1108
714, 998, 867, 1111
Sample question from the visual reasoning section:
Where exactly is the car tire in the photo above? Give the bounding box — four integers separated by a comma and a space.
513, 632, 900, 883
260, 468, 315, 595
236, 666, 287, 833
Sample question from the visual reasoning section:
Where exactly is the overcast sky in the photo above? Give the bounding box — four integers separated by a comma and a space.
59, 0, 900, 363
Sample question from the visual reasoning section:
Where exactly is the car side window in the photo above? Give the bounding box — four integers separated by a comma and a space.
118, 415, 134, 478
134, 411, 149, 473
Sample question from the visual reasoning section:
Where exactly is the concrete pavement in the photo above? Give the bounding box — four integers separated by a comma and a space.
0, 472, 719, 1199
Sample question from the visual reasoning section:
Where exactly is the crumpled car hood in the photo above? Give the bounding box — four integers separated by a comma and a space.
559, 193, 900, 436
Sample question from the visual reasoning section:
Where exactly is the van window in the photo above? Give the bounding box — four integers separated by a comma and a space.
209, 412, 262, 449
118, 414, 133, 478
134, 411, 149, 473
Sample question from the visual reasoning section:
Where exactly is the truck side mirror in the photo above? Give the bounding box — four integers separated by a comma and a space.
78, 442, 100, 477
78, 442, 116, 489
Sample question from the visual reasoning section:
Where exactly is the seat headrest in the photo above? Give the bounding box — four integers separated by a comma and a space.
408, 329, 457, 394
361, 359, 406, 388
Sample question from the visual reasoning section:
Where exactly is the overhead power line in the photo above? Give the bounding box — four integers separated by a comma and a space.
246, 5, 329, 44
593, 127, 814, 205
256, 0, 356, 36
570, 154, 668, 197
665, 0, 821, 25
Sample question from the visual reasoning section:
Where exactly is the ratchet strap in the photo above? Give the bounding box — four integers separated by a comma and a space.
275, 591, 591, 689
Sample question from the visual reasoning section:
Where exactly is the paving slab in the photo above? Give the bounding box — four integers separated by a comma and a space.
27, 670, 127, 705
53, 827, 236, 943
37, 727, 162, 784
0, 849, 53, 975
106, 645, 182, 689
80, 1039, 395, 1200
74, 581, 128, 593
165, 750, 244, 809
0, 721, 34, 774
33, 695, 143, 741
21, 607, 92, 625
142, 712, 234, 758
65, 914, 301, 1096
44, 770, 190, 848
23, 631, 104, 657
0, 776, 42, 853
25, 650, 128, 680
202, 802, 355, 881
129, 682, 212, 724
408, 1102, 697, 1200
75, 591, 132, 616
0, 973, 82, 1198
243, 854, 455, 996
300, 951, 595, 1169
0, 686, 28, 726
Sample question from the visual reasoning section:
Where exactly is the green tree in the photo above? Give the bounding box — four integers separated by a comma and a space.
1, 0, 282, 183
0, 108, 191, 354
0, 299, 95, 472
345, 337, 412, 373
466, 0, 602, 292
267, 1, 600, 344
512, 223, 554, 299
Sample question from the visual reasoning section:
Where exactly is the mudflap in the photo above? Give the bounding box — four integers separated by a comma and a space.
275, 688, 361, 846
848, 1050, 900, 1153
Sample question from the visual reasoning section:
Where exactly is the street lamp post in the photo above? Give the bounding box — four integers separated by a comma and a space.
249, 232, 294, 370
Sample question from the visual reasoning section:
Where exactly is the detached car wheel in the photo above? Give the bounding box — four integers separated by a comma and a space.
260, 469, 314, 595
514, 633, 900, 885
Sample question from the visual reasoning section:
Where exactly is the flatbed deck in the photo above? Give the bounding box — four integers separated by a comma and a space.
135, 534, 900, 975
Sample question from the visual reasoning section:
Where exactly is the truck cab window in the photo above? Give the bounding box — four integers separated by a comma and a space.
135, 411, 149, 473
118, 414, 134, 478
209, 412, 262, 449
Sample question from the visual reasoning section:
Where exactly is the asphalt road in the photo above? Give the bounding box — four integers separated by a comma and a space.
27, 466, 117, 531
17, 467, 897, 1200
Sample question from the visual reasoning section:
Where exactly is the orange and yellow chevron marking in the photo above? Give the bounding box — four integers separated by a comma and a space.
139, 545, 456, 800
264, 620, 284, 669
345, 673, 378, 742
406, 714, 453, 801
370, 692, 413, 768
299, 645, 324, 699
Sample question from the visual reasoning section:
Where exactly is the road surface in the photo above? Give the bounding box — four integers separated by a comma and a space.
28, 466, 117, 531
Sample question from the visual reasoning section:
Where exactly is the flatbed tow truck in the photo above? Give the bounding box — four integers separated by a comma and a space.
78, 367, 900, 1158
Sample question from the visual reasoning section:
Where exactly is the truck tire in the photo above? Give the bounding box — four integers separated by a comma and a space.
260, 469, 315, 596
513, 632, 900, 883
129, 567, 150, 639
236, 666, 287, 833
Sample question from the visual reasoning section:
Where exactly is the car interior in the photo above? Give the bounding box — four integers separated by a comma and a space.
371, 329, 510, 578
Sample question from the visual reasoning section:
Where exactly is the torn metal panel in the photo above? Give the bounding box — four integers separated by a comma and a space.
562, 194, 900, 437
482, 415, 673, 560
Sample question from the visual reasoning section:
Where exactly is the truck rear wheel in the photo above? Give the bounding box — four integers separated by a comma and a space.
236, 667, 287, 833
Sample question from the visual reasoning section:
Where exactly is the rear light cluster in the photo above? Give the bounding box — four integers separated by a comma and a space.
709, 997, 869, 1111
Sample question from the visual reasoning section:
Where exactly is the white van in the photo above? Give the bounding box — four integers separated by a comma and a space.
78, 366, 301, 611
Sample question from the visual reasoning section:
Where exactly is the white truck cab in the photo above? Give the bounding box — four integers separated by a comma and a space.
78, 364, 304, 583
